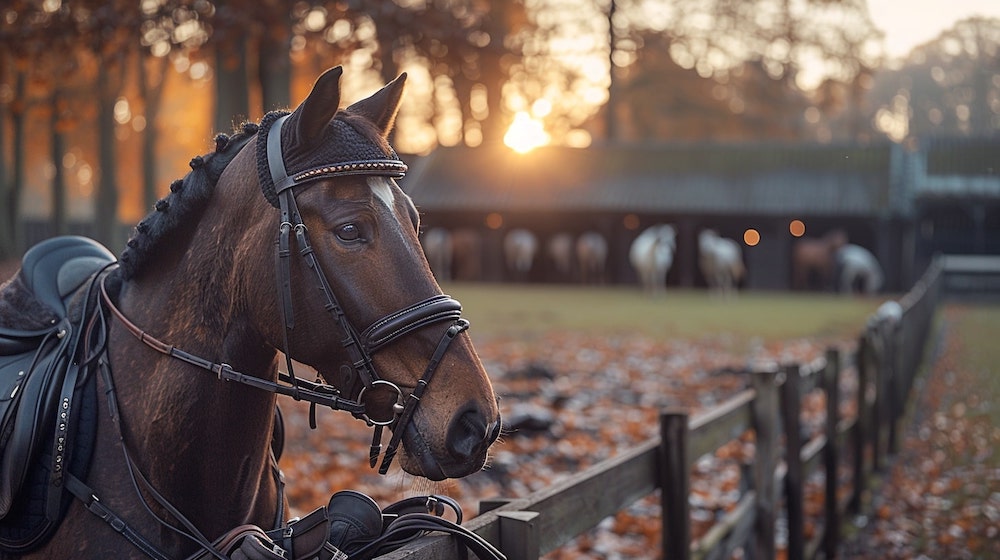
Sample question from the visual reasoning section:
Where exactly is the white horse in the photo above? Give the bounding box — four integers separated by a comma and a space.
576, 231, 608, 285
629, 224, 676, 296
421, 227, 452, 281
504, 228, 538, 282
836, 244, 883, 294
698, 229, 745, 297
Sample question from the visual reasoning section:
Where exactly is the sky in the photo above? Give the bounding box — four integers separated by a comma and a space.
867, 0, 1000, 59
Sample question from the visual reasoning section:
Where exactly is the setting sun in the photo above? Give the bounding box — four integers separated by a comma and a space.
504, 111, 550, 153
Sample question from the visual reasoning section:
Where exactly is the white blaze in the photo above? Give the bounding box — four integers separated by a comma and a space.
368, 177, 396, 212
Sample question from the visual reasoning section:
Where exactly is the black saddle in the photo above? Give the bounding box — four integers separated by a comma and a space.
0, 236, 115, 553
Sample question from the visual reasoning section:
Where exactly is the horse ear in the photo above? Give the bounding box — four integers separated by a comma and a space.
346, 73, 407, 137
292, 66, 344, 144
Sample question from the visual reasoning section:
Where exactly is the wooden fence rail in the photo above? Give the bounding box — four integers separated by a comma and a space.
378, 258, 947, 560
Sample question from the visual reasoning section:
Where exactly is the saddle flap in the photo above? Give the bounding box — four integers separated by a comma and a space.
0, 327, 72, 519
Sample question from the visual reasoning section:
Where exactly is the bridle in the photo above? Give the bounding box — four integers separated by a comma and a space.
264, 113, 471, 474
102, 113, 473, 476
61, 112, 486, 560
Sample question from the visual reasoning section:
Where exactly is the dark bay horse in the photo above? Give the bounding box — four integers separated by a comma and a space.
2, 67, 500, 559
791, 229, 847, 291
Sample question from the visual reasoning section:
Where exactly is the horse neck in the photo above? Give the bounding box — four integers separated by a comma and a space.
107, 175, 282, 532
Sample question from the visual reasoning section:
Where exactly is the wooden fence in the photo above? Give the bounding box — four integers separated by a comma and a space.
378, 258, 947, 560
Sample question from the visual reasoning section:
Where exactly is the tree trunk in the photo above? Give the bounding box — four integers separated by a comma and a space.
478, 8, 507, 146
378, 36, 399, 84
0, 55, 13, 260
140, 56, 168, 211
258, 14, 291, 113
214, 38, 250, 135
95, 62, 120, 251
606, 0, 618, 142
5, 69, 28, 257
50, 89, 67, 236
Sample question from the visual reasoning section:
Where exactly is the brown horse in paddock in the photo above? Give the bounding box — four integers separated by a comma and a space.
791, 229, 847, 291
450, 228, 484, 281
0, 67, 500, 559
575, 231, 608, 285
546, 232, 574, 280
421, 227, 453, 281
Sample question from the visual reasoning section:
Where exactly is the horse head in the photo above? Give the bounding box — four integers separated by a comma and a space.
241, 67, 501, 481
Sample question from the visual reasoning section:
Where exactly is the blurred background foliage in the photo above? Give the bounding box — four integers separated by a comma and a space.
0, 0, 997, 258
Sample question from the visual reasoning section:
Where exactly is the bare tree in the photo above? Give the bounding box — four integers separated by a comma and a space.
607, 0, 882, 142
869, 17, 1000, 141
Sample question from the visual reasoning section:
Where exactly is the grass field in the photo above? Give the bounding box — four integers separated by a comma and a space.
948, 303, 1000, 427
441, 283, 885, 342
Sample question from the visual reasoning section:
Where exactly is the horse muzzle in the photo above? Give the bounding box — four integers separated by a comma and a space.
400, 406, 501, 481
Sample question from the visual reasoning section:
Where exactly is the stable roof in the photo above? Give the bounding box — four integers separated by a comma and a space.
401, 141, 897, 217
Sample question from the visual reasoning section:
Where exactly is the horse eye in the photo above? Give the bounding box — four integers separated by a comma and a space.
336, 223, 361, 242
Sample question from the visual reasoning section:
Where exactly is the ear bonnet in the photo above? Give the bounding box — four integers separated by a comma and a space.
255, 111, 407, 208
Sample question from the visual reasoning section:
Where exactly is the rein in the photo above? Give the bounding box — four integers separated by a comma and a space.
99, 275, 367, 417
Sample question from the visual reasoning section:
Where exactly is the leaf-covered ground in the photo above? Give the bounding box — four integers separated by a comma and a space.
841, 303, 1000, 559
281, 303, 999, 559
278, 329, 854, 558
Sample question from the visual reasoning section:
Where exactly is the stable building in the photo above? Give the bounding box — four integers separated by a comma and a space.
402, 137, 999, 292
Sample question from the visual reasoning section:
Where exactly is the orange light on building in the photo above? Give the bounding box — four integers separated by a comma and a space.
485, 212, 504, 229
744, 228, 761, 246
623, 214, 640, 230
789, 219, 806, 237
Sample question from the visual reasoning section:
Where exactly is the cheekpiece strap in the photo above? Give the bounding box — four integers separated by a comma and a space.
267, 115, 298, 195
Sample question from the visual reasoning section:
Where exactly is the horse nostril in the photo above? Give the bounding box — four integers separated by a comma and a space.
488, 416, 502, 443
446, 408, 492, 462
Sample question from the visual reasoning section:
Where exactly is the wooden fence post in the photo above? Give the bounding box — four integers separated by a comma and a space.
660, 410, 690, 560
849, 333, 869, 514
885, 320, 901, 456
872, 323, 887, 472
498, 511, 541, 560
780, 363, 804, 560
750, 366, 779, 560
823, 348, 841, 559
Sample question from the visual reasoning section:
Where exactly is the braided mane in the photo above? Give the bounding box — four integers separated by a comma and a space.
117, 122, 259, 280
